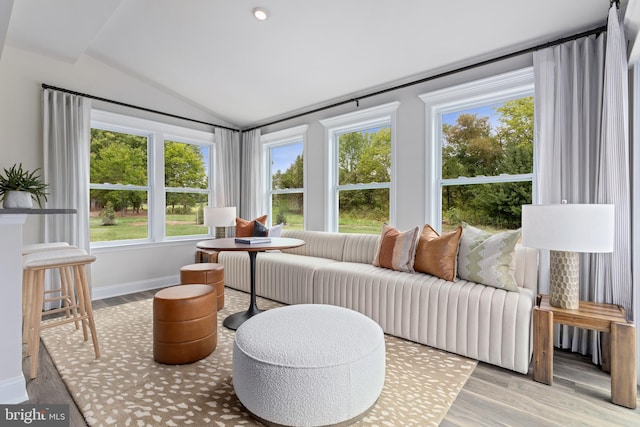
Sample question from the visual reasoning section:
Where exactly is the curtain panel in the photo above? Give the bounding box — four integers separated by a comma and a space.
533, 5, 632, 361
214, 128, 241, 210
594, 5, 632, 318
43, 89, 91, 250
42, 89, 91, 306
533, 33, 605, 297
239, 129, 263, 220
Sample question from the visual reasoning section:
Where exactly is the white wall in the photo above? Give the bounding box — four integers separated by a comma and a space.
90, 243, 197, 300
0, 45, 234, 298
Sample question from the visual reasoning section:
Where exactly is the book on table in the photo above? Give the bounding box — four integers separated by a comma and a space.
234, 237, 272, 244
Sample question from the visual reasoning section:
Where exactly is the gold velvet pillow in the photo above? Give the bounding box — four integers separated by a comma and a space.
235, 215, 268, 237
373, 224, 419, 273
414, 224, 462, 281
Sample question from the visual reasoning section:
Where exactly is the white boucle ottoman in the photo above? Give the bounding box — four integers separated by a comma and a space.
233, 304, 385, 426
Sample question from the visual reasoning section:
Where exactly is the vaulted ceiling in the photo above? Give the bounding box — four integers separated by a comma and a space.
2, 0, 636, 128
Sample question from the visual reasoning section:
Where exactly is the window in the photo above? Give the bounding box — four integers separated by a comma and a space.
420, 68, 534, 233
164, 140, 210, 237
90, 110, 214, 246
320, 102, 398, 233
262, 125, 307, 230
89, 127, 150, 242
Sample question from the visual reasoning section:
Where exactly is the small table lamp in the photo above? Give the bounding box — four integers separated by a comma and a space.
204, 206, 237, 239
521, 203, 614, 309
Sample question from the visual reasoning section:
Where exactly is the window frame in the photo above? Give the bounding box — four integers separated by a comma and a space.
261, 125, 308, 228
419, 68, 535, 232
90, 110, 215, 248
320, 102, 399, 232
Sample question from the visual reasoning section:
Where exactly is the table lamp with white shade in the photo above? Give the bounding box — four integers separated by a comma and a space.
204, 206, 236, 238
521, 203, 614, 309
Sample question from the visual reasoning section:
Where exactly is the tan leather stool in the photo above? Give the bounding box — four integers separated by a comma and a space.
180, 263, 225, 310
195, 249, 218, 263
153, 284, 217, 365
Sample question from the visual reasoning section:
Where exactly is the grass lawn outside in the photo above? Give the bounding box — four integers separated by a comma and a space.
90, 215, 150, 241
339, 213, 385, 234
90, 210, 208, 241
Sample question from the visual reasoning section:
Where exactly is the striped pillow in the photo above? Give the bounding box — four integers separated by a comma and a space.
457, 223, 521, 292
373, 224, 419, 272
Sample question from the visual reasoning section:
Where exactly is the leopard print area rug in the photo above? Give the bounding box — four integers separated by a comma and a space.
41, 287, 477, 426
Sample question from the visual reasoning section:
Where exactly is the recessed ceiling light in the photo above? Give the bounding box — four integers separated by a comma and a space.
253, 7, 269, 21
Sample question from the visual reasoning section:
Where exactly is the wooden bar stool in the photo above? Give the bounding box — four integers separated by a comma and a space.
23, 248, 100, 379
21, 242, 80, 346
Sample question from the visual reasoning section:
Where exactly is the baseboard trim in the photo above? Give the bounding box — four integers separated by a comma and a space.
91, 275, 180, 301
0, 374, 28, 404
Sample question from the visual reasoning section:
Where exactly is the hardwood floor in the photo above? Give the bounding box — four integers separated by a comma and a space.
23, 289, 640, 426
444, 350, 639, 426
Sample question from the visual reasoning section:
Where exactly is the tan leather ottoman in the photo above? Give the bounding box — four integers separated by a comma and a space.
180, 263, 225, 310
153, 284, 217, 365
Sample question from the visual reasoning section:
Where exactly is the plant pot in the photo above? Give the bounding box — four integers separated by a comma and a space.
3, 191, 34, 209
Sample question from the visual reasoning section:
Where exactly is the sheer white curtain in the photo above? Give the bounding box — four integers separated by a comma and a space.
214, 128, 241, 209
43, 89, 91, 249
42, 89, 91, 305
594, 5, 632, 318
533, 5, 631, 361
239, 129, 263, 219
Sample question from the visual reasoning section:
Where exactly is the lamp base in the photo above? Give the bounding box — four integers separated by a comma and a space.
549, 250, 580, 309
215, 227, 226, 239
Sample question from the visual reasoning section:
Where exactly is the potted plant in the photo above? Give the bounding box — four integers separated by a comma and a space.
0, 163, 49, 208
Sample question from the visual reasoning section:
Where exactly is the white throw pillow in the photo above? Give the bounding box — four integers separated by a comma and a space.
269, 223, 283, 237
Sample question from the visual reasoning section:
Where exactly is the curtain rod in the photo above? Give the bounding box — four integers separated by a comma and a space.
41, 83, 241, 133
245, 24, 607, 132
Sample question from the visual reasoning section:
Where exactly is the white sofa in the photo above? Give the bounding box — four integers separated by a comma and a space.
216, 229, 538, 374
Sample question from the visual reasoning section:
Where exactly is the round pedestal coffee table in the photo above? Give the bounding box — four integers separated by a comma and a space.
196, 237, 304, 330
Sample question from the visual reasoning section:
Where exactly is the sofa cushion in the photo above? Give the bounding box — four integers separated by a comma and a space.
280, 230, 347, 260
373, 224, 419, 273
414, 224, 462, 281
457, 223, 521, 292
342, 233, 380, 264
219, 251, 339, 305
236, 215, 268, 237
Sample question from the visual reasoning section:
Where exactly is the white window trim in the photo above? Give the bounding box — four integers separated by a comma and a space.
261, 124, 308, 228
90, 110, 215, 248
419, 68, 534, 231
320, 102, 399, 232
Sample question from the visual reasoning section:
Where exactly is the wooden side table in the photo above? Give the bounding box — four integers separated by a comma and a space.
533, 294, 637, 409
